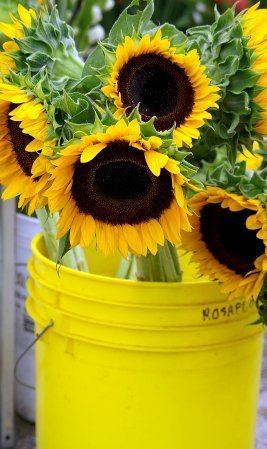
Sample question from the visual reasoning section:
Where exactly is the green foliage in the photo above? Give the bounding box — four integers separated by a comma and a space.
197, 149, 267, 206
187, 6, 265, 163
1, 7, 84, 88
106, 0, 155, 45
57, 0, 113, 51
56, 231, 71, 269
102, 0, 220, 34
255, 282, 267, 326
0, 0, 114, 51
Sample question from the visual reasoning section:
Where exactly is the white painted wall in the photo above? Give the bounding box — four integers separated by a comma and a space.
0, 199, 16, 448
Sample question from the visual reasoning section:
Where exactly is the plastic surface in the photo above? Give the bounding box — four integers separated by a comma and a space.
27, 234, 264, 449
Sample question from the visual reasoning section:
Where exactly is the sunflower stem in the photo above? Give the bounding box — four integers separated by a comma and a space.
36, 208, 60, 262
116, 254, 133, 279
57, 0, 68, 18
135, 241, 183, 282
72, 245, 89, 272
128, 256, 137, 280
116, 253, 136, 280
53, 53, 84, 81
36, 208, 88, 271
168, 242, 183, 280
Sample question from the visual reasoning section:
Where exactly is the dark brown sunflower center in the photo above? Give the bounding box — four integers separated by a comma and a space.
117, 53, 194, 132
7, 104, 38, 177
200, 203, 265, 276
71, 141, 174, 225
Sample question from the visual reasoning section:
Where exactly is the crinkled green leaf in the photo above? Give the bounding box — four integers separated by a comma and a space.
227, 113, 239, 134
220, 39, 243, 61
187, 24, 211, 39
16, 37, 51, 54
26, 52, 54, 71
56, 91, 85, 115
228, 69, 260, 94
78, 75, 101, 94
83, 45, 105, 77
222, 91, 250, 114
217, 55, 239, 78
213, 7, 235, 33
240, 183, 262, 198
108, 0, 154, 45
213, 28, 233, 50
158, 23, 187, 53
137, 0, 154, 35
57, 232, 71, 271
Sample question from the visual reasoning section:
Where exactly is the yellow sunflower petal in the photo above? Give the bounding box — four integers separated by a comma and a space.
144, 150, 168, 176
80, 143, 107, 163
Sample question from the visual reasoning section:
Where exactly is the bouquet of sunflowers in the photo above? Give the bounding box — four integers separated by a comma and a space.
1, 0, 267, 325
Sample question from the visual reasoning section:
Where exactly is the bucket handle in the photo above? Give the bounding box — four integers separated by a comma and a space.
14, 321, 54, 390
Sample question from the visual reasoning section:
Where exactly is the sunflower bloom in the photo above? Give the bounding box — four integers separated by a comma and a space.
0, 82, 56, 215
242, 4, 267, 135
101, 29, 220, 148
0, 3, 83, 84
0, 4, 36, 39
0, 41, 19, 75
181, 186, 267, 300
238, 143, 263, 171
46, 119, 192, 257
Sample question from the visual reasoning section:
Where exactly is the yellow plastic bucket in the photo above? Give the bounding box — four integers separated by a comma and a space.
26, 234, 264, 449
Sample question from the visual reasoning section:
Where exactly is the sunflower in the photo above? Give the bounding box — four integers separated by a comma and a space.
242, 4, 267, 136
0, 4, 36, 39
238, 143, 263, 171
0, 82, 56, 215
181, 186, 267, 300
0, 3, 83, 83
101, 29, 220, 148
46, 118, 193, 257
0, 41, 18, 75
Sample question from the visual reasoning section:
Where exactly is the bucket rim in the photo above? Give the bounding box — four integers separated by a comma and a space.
32, 233, 223, 290
27, 260, 256, 311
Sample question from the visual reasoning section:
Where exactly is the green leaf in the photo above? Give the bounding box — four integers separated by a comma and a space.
228, 69, 260, 94
220, 39, 243, 62
222, 91, 250, 115
227, 113, 239, 134
187, 25, 211, 38
158, 23, 187, 52
249, 316, 263, 326
231, 22, 243, 40
57, 232, 71, 270
213, 121, 232, 139
68, 101, 96, 125
54, 92, 89, 117
214, 8, 234, 33
213, 28, 233, 50
83, 45, 105, 77
250, 172, 267, 189
78, 75, 101, 93
108, 0, 154, 45
26, 52, 53, 71
217, 55, 239, 79
36, 20, 61, 51
240, 183, 261, 198
137, 0, 154, 35
214, 5, 220, 21
64, 91, 81, 115
17, 37, 52, 55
